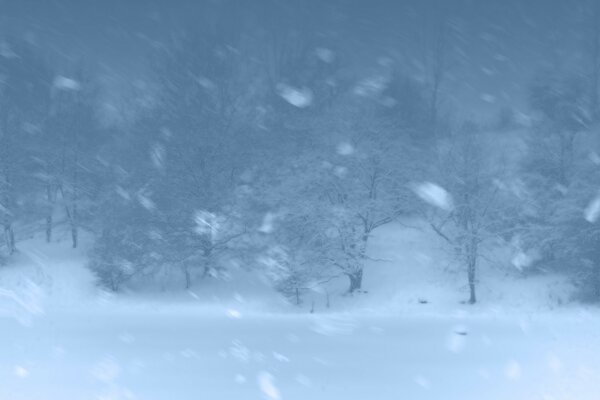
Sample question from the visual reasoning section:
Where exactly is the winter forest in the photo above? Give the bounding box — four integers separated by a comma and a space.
1, 0, 600, 399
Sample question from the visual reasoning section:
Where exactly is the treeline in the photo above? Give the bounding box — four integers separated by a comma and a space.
1, 1, 600, 304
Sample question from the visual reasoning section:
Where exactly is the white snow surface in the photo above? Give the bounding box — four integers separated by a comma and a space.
2, 306, 599, 399
1, 224, 599, 399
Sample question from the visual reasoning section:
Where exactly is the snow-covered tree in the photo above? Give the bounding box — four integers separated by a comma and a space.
516, 75, 597, 298
0, 40, 52, 255
42, 69, 104, 248
263, 97, 417, 294
424, 122, 518, 304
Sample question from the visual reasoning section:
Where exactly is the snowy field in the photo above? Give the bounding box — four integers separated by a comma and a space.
2, 308, 600, 400
1, 227, 599, 400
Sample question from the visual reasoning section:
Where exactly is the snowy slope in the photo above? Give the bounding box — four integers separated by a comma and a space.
0, 229, 292, 322
309, 219, 575, 315
0, 219, 578, 321
0, 230, 98, 323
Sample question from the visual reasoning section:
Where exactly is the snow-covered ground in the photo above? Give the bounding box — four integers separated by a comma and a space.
311, 220, 575, 314
1, 225, 599, 399
3, 309, 600, 400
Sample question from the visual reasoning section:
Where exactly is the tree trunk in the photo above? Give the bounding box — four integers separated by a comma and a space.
70, 206, 78, 249
71, 161, 79, 249
467, 258, 476, 304
591, 1, 600, 121
1, 172, 16, 255
4, 224, 15, 255
184, 266, 191, 289
46, 215, 53, 243
348, 269, 363, 293
62, 202, 78, 249
45, 184, 53, 243
467, 239, 478, 304
201, 245, 213, 279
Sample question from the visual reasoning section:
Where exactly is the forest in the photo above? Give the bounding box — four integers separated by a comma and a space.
2, 0, 600, 305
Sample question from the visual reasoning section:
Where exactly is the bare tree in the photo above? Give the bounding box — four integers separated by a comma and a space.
121, 7, 261, 286
529, 74, 589, 186
323, 149, 403, 293
270, 99, 416, 294
0, 40, 52, 254
582, 0, 600, 121
426, 123, 514, 304
46, 69, 101, 248
414, 0, 454, 139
